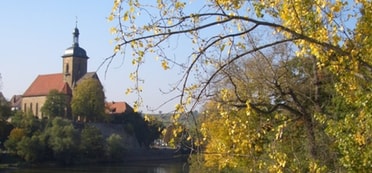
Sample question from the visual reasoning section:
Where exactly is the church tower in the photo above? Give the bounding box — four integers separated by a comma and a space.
62, 26, 89, 88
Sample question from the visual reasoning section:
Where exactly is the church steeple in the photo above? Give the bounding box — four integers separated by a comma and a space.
62, 24, 89, 88
62, 25, 88, 59
73, 27, 79, 47
73, 17, 79, 47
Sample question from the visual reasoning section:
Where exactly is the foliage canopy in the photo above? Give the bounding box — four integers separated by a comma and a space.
108, 0, 372, 172
41, 89, 69, 118
71, 78, 105, 122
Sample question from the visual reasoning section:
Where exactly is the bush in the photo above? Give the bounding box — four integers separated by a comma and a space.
4, 128, 26, 152
16, 135, 45, 163
106, 133, 125, 160
80, 125, 105, 159
44, 117, 79, 164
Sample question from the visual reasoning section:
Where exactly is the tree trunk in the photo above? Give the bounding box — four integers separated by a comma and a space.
303, 114, 318, 160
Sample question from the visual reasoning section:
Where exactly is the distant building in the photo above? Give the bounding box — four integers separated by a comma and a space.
106, 101, 134, 115
9, 95, 22, 111
22, 26, 100, 119
105, 101, 136, 123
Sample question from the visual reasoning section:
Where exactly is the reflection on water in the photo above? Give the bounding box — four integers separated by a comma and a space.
10, 162, 189, 173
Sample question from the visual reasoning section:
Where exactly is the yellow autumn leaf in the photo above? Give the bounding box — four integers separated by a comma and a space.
167, 19, 173, 25
144, 114, 150, 122
125, 88, 132, 95
161, 60, 170, 70
138, 41, 143, 48
133, 101, 139, 112
110, 27, 117, 34
129, 6, 135, 13
114, 45, 120, 52
107, 14, 114, 21
175, 2, 185, 9
138, 50, 144, 57
123, 11, 129, 21
355, 132, 366, 145
129, 72, 137, 81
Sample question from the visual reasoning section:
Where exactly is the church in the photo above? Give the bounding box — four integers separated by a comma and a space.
22, 26, 100, 119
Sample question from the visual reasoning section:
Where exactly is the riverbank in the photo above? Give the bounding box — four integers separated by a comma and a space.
0, 164, 18, 173
123, 148, 189, 163
0, 148, 190, 173
0, 160, 189, 173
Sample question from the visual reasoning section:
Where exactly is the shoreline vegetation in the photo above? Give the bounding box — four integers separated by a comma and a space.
0, 111, 183, 172
0, 148, 189, 173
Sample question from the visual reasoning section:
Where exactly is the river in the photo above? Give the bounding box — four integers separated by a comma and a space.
7, 161, 189, 173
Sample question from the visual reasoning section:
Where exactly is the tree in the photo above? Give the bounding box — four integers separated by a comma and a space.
192, 48, 338, 171
10, 112, 43, 135
106, 133, 125, 160
71, 78, 105, 122
0, 120, 13, 149
0, 91, 11, 121
198, 101, 268, 172
0, 73, 2, 91
79, 125, 105, 159
0, 100, 12, 148
0, 104, 11, 121
4, 112, 47, 161
324, 3, 372, 172
122, 112, 163, 147
4, 128, 26, 153
144, 115, 165, 147
41, 89, 69, 118
106, 0, 362, 109
107, 0, 371, 172
43, 117, 79, 164
16, 135, 46, 163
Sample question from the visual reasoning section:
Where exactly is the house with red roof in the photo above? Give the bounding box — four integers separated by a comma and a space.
9, 95, 22, 111
106, 101, 134, 115
22, 26, 100, 118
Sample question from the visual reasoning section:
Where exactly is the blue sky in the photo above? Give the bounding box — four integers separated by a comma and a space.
0, 1, 181, 113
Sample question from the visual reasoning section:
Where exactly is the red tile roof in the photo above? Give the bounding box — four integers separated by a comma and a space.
106, 101, 134, 114
23, 73, 72, 97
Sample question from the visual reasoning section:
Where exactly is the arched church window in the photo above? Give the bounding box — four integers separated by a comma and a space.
36, 103, 39, 117
66, 63, 69, 74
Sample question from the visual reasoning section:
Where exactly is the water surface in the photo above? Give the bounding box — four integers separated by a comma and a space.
10, 161, 189, 173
